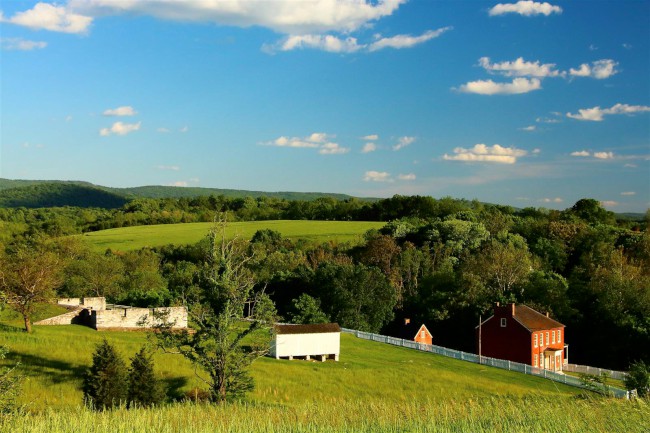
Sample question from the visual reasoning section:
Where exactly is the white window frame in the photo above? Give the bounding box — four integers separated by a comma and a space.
500, 318, 507, 327
552, 330, 556, 344
534, 334, 538, 348
558, 329, 561, 343
546, 332, 549, 346
534, 354, 538, 367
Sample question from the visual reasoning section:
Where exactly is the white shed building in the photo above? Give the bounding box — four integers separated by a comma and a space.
270, 323, 341, 361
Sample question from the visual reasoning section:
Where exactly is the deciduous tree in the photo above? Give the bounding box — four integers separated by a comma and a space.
154, 219, 276, 403
0, 241, 63, 333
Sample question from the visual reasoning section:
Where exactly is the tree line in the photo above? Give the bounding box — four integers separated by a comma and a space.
1, 198, 648, 373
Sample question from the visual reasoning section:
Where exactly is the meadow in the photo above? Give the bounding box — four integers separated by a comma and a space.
80, 220, 385, 252
1, 309, 648, 432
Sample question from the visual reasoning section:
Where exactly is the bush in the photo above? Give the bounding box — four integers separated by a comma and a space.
127, 346, 166, 407
625, 361, 650, 398
83, 340, 128, 410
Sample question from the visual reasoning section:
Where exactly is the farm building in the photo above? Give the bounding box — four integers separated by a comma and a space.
34, 297, 188, 331
477, 303, 568, 372
271, 323, 341, 361
398, 318, 433, 345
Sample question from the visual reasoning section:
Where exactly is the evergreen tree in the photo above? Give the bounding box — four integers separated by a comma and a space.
83, 340, 128, 410
127, 346, 165, 407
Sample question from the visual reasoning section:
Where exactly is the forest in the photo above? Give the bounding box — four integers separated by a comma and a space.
1, 194, 648, 371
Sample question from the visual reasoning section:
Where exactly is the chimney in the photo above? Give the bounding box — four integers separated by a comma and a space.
404, 318, 411, 325
511, 303, 516, 316
496, 302, 500, 307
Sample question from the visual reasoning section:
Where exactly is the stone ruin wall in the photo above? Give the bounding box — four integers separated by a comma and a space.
39, 297, 188, 331
93, 306, 188, 330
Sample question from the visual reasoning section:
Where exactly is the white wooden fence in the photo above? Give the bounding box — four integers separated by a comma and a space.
563, 363, 628, 381
341, 328, 631, 399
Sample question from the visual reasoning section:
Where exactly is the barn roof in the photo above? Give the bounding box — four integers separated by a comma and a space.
512, 305, 564, 331
274, 323, 341, 335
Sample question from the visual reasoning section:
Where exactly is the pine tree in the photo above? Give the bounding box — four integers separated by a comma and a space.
83, 340, 128, 410
127, 346, 165, 407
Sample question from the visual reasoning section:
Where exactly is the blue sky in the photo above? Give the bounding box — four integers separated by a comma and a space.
1, 1, 649, 212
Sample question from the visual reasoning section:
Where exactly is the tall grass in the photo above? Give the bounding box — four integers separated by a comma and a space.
80, 220, 385, 252
3, 397, 648, 433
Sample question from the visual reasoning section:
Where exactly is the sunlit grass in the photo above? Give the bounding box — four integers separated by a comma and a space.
2, 319, 645, 432
79, 220, 385, 252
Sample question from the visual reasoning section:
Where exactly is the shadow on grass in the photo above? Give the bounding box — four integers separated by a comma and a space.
0, 323, 24, 333
4, 352, 87, 384
163, 376, 189, 401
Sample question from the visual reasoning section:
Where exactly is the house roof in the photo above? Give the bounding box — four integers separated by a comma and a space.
398, 323, 432, 340
274, 323, 341, 335
512, 305, 564, 331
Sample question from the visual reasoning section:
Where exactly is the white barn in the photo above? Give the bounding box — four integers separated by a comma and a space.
270, 323, 341, 362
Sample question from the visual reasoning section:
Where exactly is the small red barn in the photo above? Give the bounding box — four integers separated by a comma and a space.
477, 303, 568, 371
399, 319, 433, 345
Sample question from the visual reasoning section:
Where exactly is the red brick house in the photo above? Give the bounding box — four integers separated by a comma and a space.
399, 319, 433, 345
476, 303, 568, 371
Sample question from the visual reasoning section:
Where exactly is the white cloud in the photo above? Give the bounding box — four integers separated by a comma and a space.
458, 77, 541, 95
569, 59, 618, 79
180, 126, 189, 133
624, 163, 637, 168
157, 165, 180, 171
3, 2, 93, 34
567, 103, 650, 121
269, 26, 450, 54
520, 125, 536, 131
393, 136, 415, 151
362, 142, 377, 153
272, 34, 364, 53
103, 105, 137, 116
319, 142, 350, 155
540, 197, 563, 203
0, 37, 47, 51
398, 173, 416, 181
157, 127, 170, 133
99, 121, 141, 136
600, 200, 618, 208
593, 151, 614, 159
536, 115, 561, 124
368, 27, 452, 52
479, 57, 563, 78
362, 134, 378, 141
621, 191, 636, 196
364, 171, 393, 182
443, 144, 527, 164
68, 0, 405, 35
570, 150, 591, 157
168, 177, 199, 187
265, 132, 347, 154
489, 1, 562, 17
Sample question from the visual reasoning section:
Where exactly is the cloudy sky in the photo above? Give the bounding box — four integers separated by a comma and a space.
1, 1, 648, 212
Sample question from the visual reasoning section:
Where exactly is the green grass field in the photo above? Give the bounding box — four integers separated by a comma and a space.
1, 310, 648, 432
80, 220, 385, 252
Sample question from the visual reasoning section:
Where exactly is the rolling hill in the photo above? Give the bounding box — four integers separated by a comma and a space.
0, 178, 369, 208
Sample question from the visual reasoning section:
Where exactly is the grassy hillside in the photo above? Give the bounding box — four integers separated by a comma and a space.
1, 313, 647, 432
80, 220, 385, 252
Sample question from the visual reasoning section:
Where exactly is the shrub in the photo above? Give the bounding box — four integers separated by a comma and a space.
127, 346, 166, 407
625, 361, 650, 398
83, 340, 128, 410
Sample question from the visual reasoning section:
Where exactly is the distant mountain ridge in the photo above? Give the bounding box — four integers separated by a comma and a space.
0, 178, 368, 209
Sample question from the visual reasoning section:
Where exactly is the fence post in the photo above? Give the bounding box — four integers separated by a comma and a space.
508, 361, 511, 371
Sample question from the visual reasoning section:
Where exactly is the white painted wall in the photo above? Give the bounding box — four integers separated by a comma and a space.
271, 332, 340, 358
